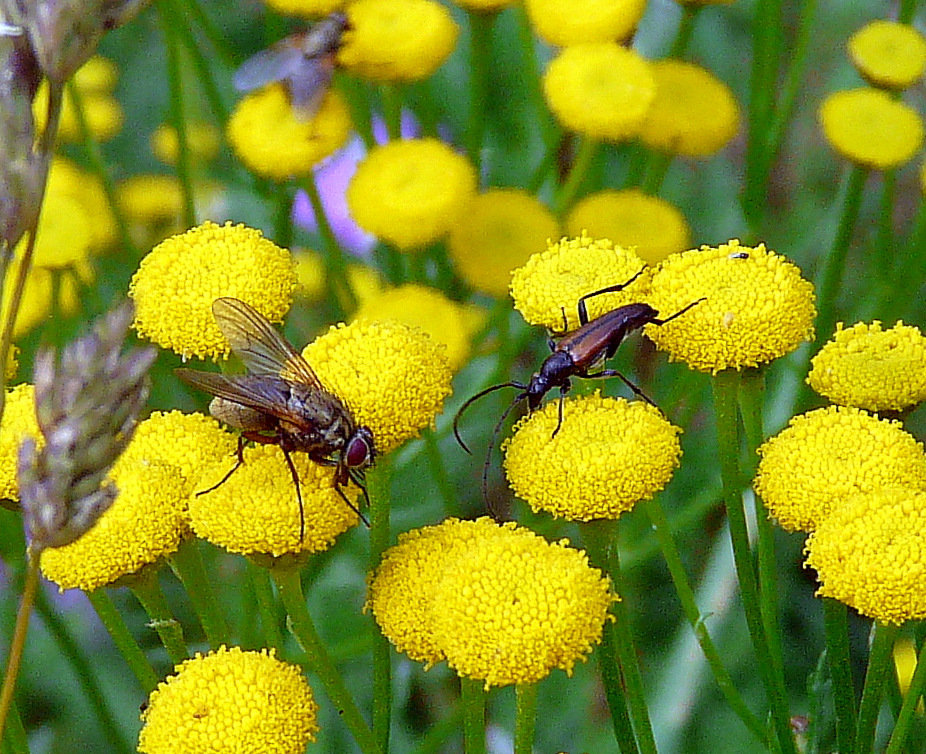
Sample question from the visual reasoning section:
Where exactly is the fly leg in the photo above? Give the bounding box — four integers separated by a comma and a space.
196, 434, 248, 496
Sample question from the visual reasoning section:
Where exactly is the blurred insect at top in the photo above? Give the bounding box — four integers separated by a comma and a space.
233, 12, 348, 119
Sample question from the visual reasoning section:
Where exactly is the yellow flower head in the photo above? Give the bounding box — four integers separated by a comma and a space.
639, 60, 740, 157
118, 411, 237, 497
805, 487, 926, 624
118, 175, 183, 225
645, 240, 816, 374
819, 88, 924, 169
129, 221, 296, 360
367, 517, 616, 687
35, 76, 122, 143
448, 189, 559, 298
339, 0, 458, 81
510, 233, 648, 331
265, 0, 343, 15
808, 321, 926, 412
566, 189, 691, 266
848, 21, 926, 90
543, 43, 655, 141
40, 459, 189, 591
347, 138, 477, 250
138, 646, 318, 754
504, 394, 682, 520
3, 260, 88, 338
73, 56, 118, 93
189, 444, 358, 557
754, 406, 926, 533
303, 318, 453, 453
0, 384, 40, 501
151, 122, 221, 165
292, 251, 384, 307
21, 183, 93, 270
46, 157, 117, 251
353, 284, 478, 370
524, 0, 646, 46
454, 0, 515, 10
227, 86, 352, 181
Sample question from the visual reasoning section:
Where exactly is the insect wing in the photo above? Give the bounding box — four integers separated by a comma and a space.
233, 41, 309, 93
287, 58, 334, 118
211, 298, 323, 388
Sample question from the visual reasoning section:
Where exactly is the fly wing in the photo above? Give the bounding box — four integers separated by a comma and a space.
287, 59, 334, 119
211, 297, 323, 388
233, 44, 307, 93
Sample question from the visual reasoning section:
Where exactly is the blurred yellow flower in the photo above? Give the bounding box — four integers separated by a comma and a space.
645, 240, 815, 374
265, 0, 343, 14
510, 233, 648, 331
640, 60, 740, 157
524, 0, 646, 46
303, 319, 453, 453
505, 394, 682, 520
139, 646, 318, 754
129, 221, 296, 359
848, 20, 926, 90
151, 122, 221, 165
448, 189, 559, 298
543, 43, 655, 141
808, 321, 926, 412
339, 0, 458, 81
347, 138, 477, 250
0, 384, 40, 502
754, 406, 926, 532
566, 189, 691, 266
227, 86, 352, 180
45, 157, 117, 251
819, 88, 924, 169
118, 175, 183, 225
454, 0, 516, 10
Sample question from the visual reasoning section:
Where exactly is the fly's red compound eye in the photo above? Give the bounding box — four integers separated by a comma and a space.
345, 432, 372, 469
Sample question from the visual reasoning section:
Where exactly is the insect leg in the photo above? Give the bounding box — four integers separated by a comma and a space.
197, 435, 247, 496
279, 446, 306, 544
551, 384, 568, 439
581, 368, 657, 407
336, 473, 371, 527
576, 266, 647, 325
651, 297, 707, 325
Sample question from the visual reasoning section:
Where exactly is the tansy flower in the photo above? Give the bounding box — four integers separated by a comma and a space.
118, 411, 237, 497
39, 459, 189, 591
45, 157, 117, 251
227, 86, 353, 181
347, 138, 477, 250
510, 234, 647, 331
20, 182, 93, 270
848, 20, 926, 90
189, 444, 358, 557
118, 175, 183, 225
303, 318, 453, 453
73, 55, 118, 93
367, 517, 616, 687
0, 384, 40, 501
504, 394, 682, 520
264, 0, 343, 15
448, 189, 559, 298
339, 0, 459, 81
2, 260, 87, 337
34, 82, 123, 143
138, 646, 318, 754
454, 0, 516, 11
754, 406, 926, 532
524, 0, 646, 46
566, 189, 691, 266
543, 43, 655, 141
808, 321, 926, 412
644, 240, 816, 374
151, 122, 221, 165
819, 88, 924, 169
805, 487, 926, 625
294, 251, 385, 308
352, 284, 480, 370
639, 60, 740, 157
129, 221, 296, 360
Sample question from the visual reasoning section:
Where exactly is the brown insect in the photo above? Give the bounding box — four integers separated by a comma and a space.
176, 297, 375, 542
232, 11, 348, 119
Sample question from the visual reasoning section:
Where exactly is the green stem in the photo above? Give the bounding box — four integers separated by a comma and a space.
367, 459, 393, 753
821, 598, 857, 753
465, 10, 496, 175
514, 683, 538, 754
885, 626, 926, 754
712, 371, 796, 754
581, 520, 643, 754
873, 170, 897, 277
668, 7, 698, 58
86, 589, 159, 693
128, 567, 189, 667
247, 559, 285, 650
156, 0, 197, 229
422, 428, 457, 517
640, 151, 673, 196
302, 173, 355, 316
169, 0, 232, 123
0, 702, 27, 754
642, 497, 766, 742
460, 676, 487, 754
272, 566, 381, 754
167, 537, 229, 649
0, 550, 40, 738
554, 137, 600, 217
856, 621, 901, 753
380, 83, 403, 141
34, 588, 133, 753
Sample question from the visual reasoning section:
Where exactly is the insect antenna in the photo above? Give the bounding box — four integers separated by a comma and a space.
481, 391, 528, 520
652, 297, 707, 325
453, 381, 527, 454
